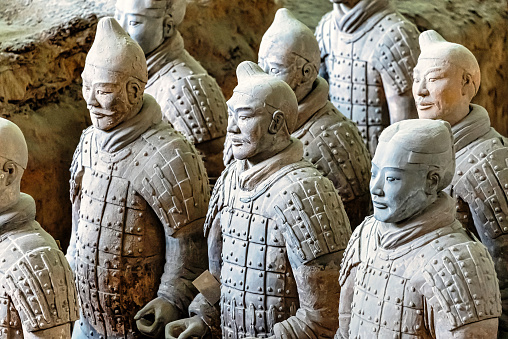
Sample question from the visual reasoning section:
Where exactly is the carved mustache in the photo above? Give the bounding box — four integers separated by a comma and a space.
89, 107, 115, 117
230, 137, 251, 144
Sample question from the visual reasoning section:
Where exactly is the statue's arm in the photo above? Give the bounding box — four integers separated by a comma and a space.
336, 264, 357, 339
374, 20, 420, 123
271, 174, 352, 338
66, 130, 87, 270
273, 252, 343, 339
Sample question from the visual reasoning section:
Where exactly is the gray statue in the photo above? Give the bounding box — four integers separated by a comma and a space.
224, 8, 371, 229
115, 0, 228, 182
165, 61, 352, 339
0, 118, 79, 338
315, 0, 420, 154
66, 17, 209, 339
337, 119, 501, 338
413, 30, 508, 337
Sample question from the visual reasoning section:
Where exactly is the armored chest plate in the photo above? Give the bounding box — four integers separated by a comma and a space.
325, 34, 389, 150
219, 186, 299, 339
75, 158, 165, 338
349, 250, 428, 338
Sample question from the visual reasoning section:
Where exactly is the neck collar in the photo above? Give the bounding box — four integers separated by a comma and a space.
146, 31, 185, 82
452, 104, 492, 152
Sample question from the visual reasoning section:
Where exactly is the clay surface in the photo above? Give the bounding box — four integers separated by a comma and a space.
315, 0, 420, 154
115, 0, 228, 181
0, 0, 507, 265
414, 30, 508, 336
338, 119, 502, 338
225, 8, 372, 229
0, 117, 79, 338
67, 17, 209, 339
0, 0, 279, 252
165, 61, 352, 339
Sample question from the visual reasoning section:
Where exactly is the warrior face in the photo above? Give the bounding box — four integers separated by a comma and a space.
227, 92, 286, 165
82, 65, 142, 132
0, 119, 27, 214
370, 138, 438, 224
413, 59, 470, 126
115, 1, 169, 55
258, 54, 303, 96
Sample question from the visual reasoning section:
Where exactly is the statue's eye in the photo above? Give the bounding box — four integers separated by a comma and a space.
129, 20, 141, 26
386, 176, 398, 182
270, 67, 279, 75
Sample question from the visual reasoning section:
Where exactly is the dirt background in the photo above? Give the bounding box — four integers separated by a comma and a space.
0, 0, 506, 248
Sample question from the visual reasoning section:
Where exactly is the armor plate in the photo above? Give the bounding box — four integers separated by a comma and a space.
210, 161, 351, 338
71, 122, 209, 338
295, 102, 371, 229
0, 223, 79, 338
316, 10, 419, 152
341, 218, 501, 338
146, 50, 228, 179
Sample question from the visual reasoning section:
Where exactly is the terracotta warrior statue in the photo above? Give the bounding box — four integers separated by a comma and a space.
315, 0, 420, 154
337, 119, 502, 338
0, 118, 79, 338
115, 0, 228, 182
224, 9, 371, 229
413, 30, 508, 336
66, 17, 209, 339
165, 61, 352, 339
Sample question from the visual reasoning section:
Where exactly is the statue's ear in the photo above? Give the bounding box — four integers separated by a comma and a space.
301, 62, 316, 83
126, 80, 142, 105
2, 161, 19, 187
163, 15, 174, 39
461, 72, 475, 98
268, 110, 286, 134
425, 169, 440, 195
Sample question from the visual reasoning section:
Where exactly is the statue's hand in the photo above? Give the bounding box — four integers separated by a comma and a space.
165, 315, 208, 339
135, 297, 180, 338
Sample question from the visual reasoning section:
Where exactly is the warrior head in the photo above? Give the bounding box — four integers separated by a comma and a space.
115, 0, 186, 54
82, 17, 147, 131
258, 8, 320, 104
370, 119, 455, 223
227, 61, 298, 164
0, 118, 28, 214
413, 30, 480, 126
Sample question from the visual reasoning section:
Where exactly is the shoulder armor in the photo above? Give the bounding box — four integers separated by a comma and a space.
204, 161, 235, 237
371, 13, 420, 94
300, 105, 371, 202
338, 217, 371, 286
454, 143, 508, 239
315, 11, 333, 60
69, 126, 93, 202
131, 123, 210, 235
272, 167, 352, 265
420, 238, 501, 329
154, 70, 228, 145
1, 229, 79, 332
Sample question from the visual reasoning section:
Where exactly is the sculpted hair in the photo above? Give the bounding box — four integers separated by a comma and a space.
380, 119, 455, 190
234, 61, 299, 134
260, 8, 321, 74
419, 30, 481, 97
